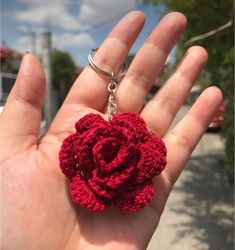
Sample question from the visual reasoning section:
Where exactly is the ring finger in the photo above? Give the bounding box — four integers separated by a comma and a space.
141, 46, 208, 136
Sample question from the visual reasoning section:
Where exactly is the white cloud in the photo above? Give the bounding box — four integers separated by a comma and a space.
78, 0, 136, 26
14, 31, 95, 53
53, 32, 95, 49
14, 0, 83, 30
10, 0, 136, 53
14, 36, 31, 52
14, 34, 41, 53
12, 0, 136, 31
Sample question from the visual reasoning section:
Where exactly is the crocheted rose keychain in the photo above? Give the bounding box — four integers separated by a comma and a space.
59, 48, 167, 212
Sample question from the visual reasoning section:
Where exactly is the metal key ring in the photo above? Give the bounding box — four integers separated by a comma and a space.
88, 48, 127, 79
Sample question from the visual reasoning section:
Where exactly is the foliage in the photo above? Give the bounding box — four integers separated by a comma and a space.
51, 49, 77, 105
145, 0, 234, 175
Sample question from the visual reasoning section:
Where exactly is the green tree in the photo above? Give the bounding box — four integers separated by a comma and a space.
51, 49, 77, 106
146, 0, 234, 176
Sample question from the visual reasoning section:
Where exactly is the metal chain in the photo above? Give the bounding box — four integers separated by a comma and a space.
107, 73, 118, 121
87, 49, 127, 121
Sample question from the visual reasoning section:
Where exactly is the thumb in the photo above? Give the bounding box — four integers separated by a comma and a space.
0, 53, 45, 160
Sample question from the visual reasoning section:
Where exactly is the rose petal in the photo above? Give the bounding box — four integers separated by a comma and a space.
70, 175, 109, 212
112, 112, 148, 142
59, 133, 80, 179
93, 132, 137, 174
79, 125, 137, 173
75, 113, 107, 134
87, 177, 118, 199
78, 126, 112, 172
134, 135, 167, 183
92, 161, 135, 191
112, 180, 154, 212
93, 137, 120, 170
111, 124, 139, 146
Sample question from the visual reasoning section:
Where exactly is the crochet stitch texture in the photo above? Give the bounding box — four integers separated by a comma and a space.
59, 112, 167, 212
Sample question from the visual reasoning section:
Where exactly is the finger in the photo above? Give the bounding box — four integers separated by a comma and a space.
0, 54, 45, 157
64, 11, 145, 111
116, 12, 187, 113
142, 46, 208, 136
164, 86, 223, 185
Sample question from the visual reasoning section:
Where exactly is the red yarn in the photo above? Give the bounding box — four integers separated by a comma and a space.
59, 112, 167, 212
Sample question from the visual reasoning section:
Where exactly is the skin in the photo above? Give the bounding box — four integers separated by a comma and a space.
1, 11, 223, 250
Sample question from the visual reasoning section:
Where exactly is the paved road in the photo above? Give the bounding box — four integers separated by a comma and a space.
147, 106, 234, 250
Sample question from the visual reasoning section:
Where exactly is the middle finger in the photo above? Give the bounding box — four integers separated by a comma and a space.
116, 12, 187, 113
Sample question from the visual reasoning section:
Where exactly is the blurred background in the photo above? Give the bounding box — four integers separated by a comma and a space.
1, 0, 234, 249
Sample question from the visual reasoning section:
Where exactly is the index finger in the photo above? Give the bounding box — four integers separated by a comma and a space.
64, 11, 145, 111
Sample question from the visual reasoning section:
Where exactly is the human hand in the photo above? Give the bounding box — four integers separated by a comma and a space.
1, 11, 222, 250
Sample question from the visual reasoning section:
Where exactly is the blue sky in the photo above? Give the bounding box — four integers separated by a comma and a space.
2, 0, 170, 66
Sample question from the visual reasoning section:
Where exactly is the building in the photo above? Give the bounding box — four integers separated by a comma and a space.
0, 46, 23, 106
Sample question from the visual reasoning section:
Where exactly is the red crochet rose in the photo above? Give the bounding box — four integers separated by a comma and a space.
59, 112, 167, 212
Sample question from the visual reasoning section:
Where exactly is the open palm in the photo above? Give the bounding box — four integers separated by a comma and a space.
1, 11, 222, 250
